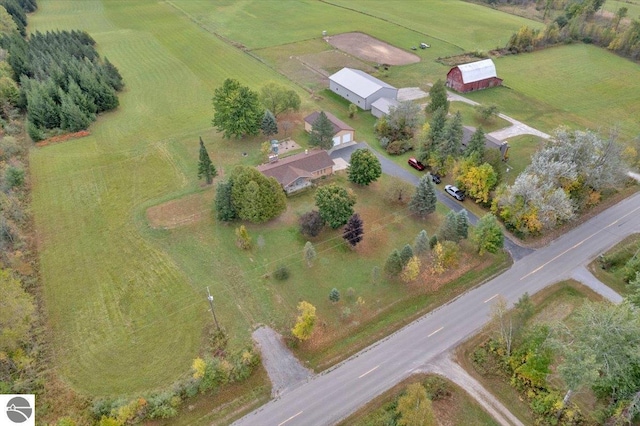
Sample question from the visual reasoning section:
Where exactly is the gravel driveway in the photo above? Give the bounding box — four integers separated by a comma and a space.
252, 326, 313, 397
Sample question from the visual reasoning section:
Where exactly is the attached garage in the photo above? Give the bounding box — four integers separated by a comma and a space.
304, 111, 355, 149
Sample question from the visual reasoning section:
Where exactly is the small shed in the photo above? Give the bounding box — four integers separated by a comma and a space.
461, 126, 509, 160
371, 97, 400, 118
446, 59, 502, 93
256, 150, 334, 194
303, 111, 355, 147
329, 68, 398, 110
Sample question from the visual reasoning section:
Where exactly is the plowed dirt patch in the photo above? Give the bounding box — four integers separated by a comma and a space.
326, 32, 420, 65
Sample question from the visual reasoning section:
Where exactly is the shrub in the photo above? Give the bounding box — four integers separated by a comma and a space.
299, 210, 325, 237
4, 165, 25, 190
386, 139, 412, 155
273, 265, 289, 281
423, 376, 451, 401
0, 136, 23, 160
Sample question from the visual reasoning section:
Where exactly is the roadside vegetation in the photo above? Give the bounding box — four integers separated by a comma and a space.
589, 233, 640, 295
339, 374, 499, 426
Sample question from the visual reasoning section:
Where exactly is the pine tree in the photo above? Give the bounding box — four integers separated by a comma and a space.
414, 230, 430, 255
261, 109, 278, 137
329, 288, 340, 303
400, 244, 414, 267
198, 137, 217, 184
58, 89, 92, 132
309, 111, 335, 150
440, 111, 463, 158
465, 127, 486, 160
384, 249, 403, 276
304, 241, 316, 267
343, 213, 364, 248
214, 180, 237, 221
426, 79, 449, 114
456, 209, 469, 240
409, 175, 437, 218
439, 210, 460, 242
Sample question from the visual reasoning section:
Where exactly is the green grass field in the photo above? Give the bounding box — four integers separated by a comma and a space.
467, 44, 640, 139
602, 0, 640, 18
29, 0, 640, 404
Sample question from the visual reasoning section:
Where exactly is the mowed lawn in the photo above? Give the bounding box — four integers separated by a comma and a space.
467, 44, 640, 139
29, 0, 292, 396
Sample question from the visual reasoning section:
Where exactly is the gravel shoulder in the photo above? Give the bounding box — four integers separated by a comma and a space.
252, 326, 313, 397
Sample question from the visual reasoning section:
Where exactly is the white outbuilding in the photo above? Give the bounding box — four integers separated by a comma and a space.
329, 68, 398, 110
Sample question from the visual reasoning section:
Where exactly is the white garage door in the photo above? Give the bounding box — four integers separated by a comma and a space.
342, 133, 352, 143
333, 136, 341, 146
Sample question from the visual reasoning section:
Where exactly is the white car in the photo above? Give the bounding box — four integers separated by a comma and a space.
445, 185, 465, 201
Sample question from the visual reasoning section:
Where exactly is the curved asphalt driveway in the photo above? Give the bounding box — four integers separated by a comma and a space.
329, 143, 533, 261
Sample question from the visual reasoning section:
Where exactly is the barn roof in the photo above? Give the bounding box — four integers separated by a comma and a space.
371, 97, 400, 116
256, 150, 334, 188
456, 59, 498, 84
304, 111, 354, 135
329, 68, 396, 99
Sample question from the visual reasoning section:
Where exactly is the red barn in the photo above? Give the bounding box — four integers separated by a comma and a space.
446, 59, 502, 93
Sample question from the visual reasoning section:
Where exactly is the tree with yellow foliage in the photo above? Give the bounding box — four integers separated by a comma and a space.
292, 301, 316, 341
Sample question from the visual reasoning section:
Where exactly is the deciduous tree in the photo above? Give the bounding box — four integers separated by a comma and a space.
212, 78, 263, 139
315, 184, 356, 229
198, 137, 217, 184
291, 301, 316, 341
235, 225, 252, 250
472, 213, 504, 255
348, 103, 358, 118
348, 148, 382, 186
396, 383, 436, 426
299, 210, 324, 237
401, 256, 421, 283
0, 269, 35, 353
456, 161, 497, 204
384, 177, 415, 205
409, 175, 437, 219
309, 111, 334, 150
343, 213, 364, 248
259, 82, 301, 117
426, 79, 449, 114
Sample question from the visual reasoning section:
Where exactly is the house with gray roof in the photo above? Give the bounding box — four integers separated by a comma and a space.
329, 68, 398, 110
256, 150, 334, 194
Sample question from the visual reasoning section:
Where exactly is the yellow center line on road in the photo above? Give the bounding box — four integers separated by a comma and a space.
358, 365, 380, 378
484, 294, 499, 303
520, 203, 640, 281
428, 327, 444, 337
278, 411, 303, 426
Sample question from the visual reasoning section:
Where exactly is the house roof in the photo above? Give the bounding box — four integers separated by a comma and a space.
256, 150, 334, 188
371, 97, 400, 115
461, 126, 509, 157
329, 67, 396, 99
456, 59, 498, 84
304, 111, 354, 135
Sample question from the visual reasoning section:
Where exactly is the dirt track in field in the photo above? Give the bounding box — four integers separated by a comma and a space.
325, 32, 420, 65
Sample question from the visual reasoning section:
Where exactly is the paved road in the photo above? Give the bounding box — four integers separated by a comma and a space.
329, 143, 533, 261
234, 192, 640, 426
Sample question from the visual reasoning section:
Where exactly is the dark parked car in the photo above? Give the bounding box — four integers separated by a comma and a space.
408, 157, 426, 171
445, 184, 465, 201
431, 173, 441, 184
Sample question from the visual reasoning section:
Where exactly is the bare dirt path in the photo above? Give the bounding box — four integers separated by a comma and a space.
427, 355, 525, 426
252, 326, 313, 397
325, 32, 420, 65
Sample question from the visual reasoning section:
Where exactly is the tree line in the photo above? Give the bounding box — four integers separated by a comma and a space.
503, 0, 640, 61
0, 29, 124, 140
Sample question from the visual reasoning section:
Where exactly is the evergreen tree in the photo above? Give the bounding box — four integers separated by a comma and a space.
67, 78, 97, 116
304, 241, 317, 267
440, 111, 463, 158
384, 249, 403, 276
197, 137, 217, 185
214, 179, 237, 222
399, 244, 414, 266
409, 174, 437, 218
230, 166, 286, 223
342, 213, 364, 248
329, 288, 340, 303
439, 211, 460, 243
309, 111, 334, 150
58, 89, 92, 132
465, 127, 486, 160
426, 79, 449, 114
101, 57, 124, 91
414, 230, 430, 255
261, 109, 278, 137
456, 209, 469, 240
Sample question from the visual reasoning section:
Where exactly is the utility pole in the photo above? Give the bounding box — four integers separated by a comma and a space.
206, 286, 220, 331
